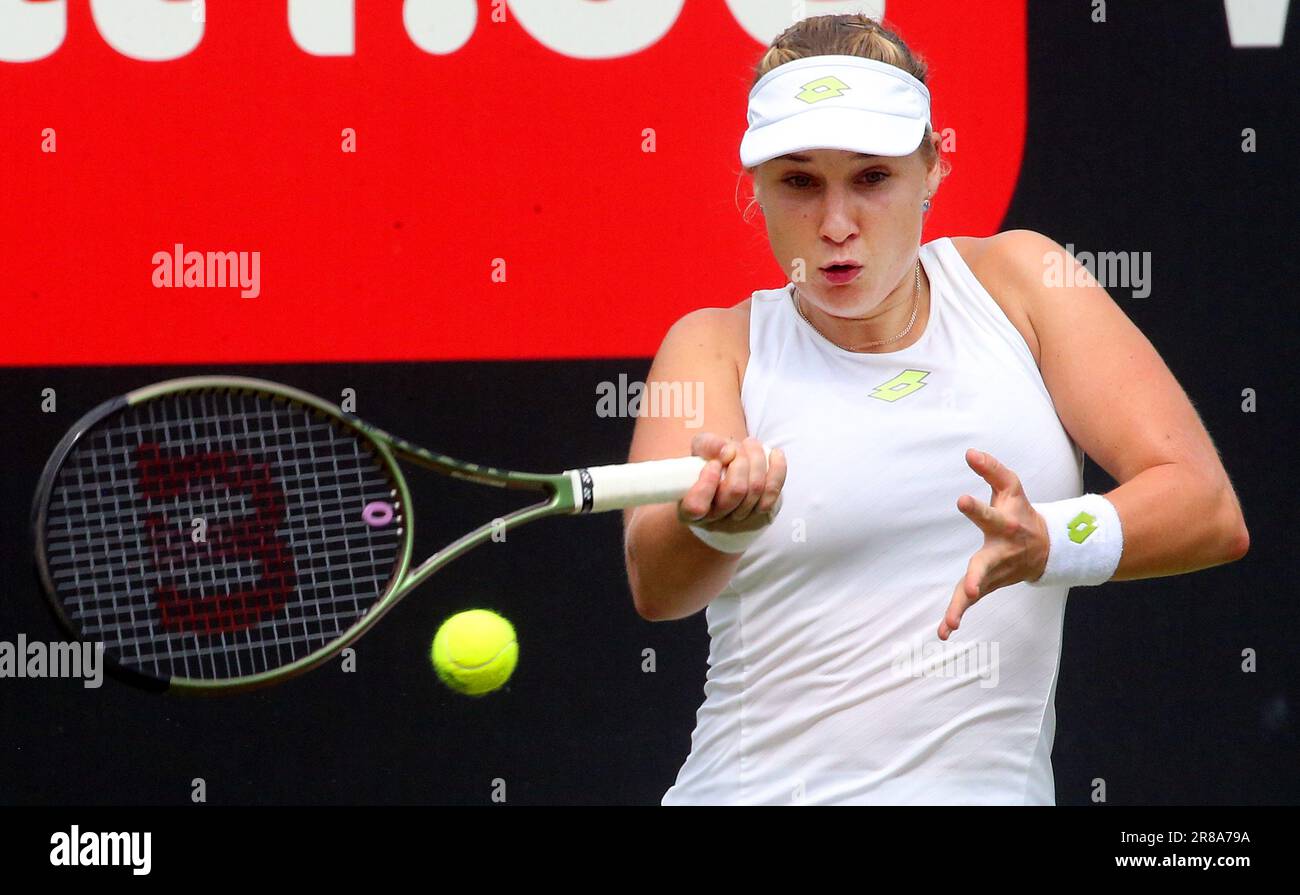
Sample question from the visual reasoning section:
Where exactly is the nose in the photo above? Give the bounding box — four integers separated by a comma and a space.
817, 189, 860, 243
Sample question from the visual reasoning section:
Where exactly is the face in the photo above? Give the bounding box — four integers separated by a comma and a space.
752, 141, 940, 317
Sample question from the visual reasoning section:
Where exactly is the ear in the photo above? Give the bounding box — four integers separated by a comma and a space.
924, 132, 943, 197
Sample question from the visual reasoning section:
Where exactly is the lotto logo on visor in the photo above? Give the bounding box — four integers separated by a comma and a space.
796, 77, 852, 103
741, 55, 932, 168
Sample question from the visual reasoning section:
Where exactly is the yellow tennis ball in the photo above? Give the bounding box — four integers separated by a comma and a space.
431, 609, 518, 696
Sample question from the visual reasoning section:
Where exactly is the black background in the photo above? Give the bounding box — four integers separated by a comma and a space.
1, 1, 1296, 806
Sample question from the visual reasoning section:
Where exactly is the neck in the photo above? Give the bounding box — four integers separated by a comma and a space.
795, 261, 928, 351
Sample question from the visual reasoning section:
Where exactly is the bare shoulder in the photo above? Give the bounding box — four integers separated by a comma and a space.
660, 301, 749, 357
948, 231, 1050, 368
655, 300, 750, 390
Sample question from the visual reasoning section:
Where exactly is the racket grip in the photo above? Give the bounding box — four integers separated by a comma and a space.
573, 448, 774, 513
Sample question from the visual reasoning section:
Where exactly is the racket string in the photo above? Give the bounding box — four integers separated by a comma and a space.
43, 389, 407, 683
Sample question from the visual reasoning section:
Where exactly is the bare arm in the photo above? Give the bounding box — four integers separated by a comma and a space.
986, 230, 1249, 579
623, 308, 786, 621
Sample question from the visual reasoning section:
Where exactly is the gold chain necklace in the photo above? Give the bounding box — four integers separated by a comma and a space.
792, 260, 921, 351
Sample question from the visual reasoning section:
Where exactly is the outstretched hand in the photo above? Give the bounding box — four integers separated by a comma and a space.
939, 449, 1050, 641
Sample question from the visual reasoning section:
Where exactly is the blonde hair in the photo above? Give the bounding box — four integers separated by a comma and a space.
739, 14, 950, 216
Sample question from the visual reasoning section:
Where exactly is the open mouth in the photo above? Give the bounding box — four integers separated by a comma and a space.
820, 263, 862, 284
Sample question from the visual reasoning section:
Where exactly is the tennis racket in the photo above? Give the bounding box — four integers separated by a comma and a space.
31, 376, 727, 694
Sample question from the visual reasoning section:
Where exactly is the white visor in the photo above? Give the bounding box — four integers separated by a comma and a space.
740, 54, 931, 169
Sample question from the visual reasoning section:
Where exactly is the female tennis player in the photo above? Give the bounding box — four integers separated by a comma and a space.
621, 14, 1249, 805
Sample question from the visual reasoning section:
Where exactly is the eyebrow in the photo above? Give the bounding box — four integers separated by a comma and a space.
775, 152, 881, 162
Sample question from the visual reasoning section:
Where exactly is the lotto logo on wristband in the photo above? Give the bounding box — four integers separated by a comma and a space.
1067, 511, 1098, 544
1029, 496, 1123, 588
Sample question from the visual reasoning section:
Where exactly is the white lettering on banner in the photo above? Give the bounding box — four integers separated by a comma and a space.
288, 0, 353, 56
1224, 0, 1290, 46
88, 0, 203, 62
404, 0, 477, 56
0, 0, 1287, 62
726, 0, 885, 46
509, 0, 684, 59
0, 0, 65, 62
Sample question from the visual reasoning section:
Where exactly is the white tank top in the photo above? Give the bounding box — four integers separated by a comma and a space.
661, 236, 1083, 805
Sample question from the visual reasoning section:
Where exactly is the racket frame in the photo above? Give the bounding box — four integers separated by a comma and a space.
32, 376, 579, 694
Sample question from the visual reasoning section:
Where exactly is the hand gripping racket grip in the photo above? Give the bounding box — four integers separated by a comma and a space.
571, 448, 775, 514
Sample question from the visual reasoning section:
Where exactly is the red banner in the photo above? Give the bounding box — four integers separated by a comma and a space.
0, 1, 1025, 365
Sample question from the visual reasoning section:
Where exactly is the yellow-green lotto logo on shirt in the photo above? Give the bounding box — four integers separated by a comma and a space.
1067, 511, 1098, 544
869, 369, 930, 402
796, 76, 851, 103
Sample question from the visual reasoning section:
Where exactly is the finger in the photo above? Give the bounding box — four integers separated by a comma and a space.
729, 437, 767, 522
718, 439, 738, 466
690, 432, 729, 461
956, 494, 1019, 537
677, 458, 723, 522
706, 441, 748, 521
965, 448, 1024, 498
938, 578, 973, 641
755, 447, 788, 516
963, 554, 989, 602
938, 550, 994, 639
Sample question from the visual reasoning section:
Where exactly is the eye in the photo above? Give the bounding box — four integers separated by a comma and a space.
780, 170, 889, 189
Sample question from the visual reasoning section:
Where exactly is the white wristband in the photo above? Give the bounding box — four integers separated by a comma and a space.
1027, 494, 1124, 588
686, 494, 784, 555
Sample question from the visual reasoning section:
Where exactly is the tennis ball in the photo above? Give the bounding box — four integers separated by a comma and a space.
431, 609, 518, 696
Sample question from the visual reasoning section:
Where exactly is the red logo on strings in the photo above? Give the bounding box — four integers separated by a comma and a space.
134, 443, 295, 635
